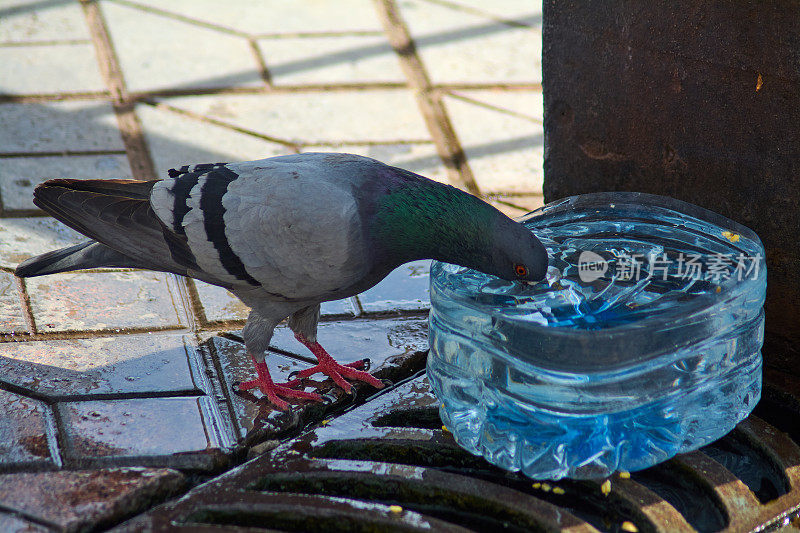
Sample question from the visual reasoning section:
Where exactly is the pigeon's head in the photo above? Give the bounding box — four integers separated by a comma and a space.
374, 174, 549, 283
480, 216, 549, 283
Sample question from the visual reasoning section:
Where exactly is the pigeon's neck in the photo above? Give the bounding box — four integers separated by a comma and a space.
373, 175, 500, 268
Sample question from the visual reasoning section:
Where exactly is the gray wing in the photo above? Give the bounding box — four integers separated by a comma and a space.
150, 155, 375, 301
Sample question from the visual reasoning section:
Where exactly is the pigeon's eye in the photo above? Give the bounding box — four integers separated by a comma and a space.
514, 264, 528, 277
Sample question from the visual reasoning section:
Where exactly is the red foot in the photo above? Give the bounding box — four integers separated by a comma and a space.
294, 334, 385, 393
237, 358, 322, 410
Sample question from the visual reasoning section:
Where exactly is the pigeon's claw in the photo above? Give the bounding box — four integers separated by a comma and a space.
294, 334, 385, 393
237, 359, 322, 410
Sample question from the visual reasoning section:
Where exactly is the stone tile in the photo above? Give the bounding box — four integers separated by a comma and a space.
444, 91, 543, 193
269, 316, 430, 367
0, 271, 28, 335
101, 1, 262, 92
59, 397, 234, 469
0, 333, 204, 399
450, 89, 543, 121
0, 155, 132, 211
118, 0, 383, 34
192, 280, 250, 323
0, 389, 58, 471
26, 271, 190, 333
192, 280, 356, 324
359, 259, 431, 313
0, 468, 185, 532
302, 143, 449, 184
0, 0, 92, 43
0, 101, 124, 153
159, 90, 430, 144
0, 217, 87, 269
0, 513, 48, 533
431, 0, 542, 27
136, 103, 293, 177
487, 194, 544, 218
0, 44, 105, 95
399, 0, 541, 85
257, 35, 404, 85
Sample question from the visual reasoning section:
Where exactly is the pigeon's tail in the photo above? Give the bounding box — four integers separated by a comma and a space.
15, 240, 146, 277
23, 178, 200, 280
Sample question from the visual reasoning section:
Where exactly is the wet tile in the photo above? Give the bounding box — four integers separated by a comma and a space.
302, 143, 449, 184
136, 103, 293, 178
0, 389, 58, 471
59, 397, 234, 469
209, 336, 316, 440
0, 333, 204, 399
0, 0, 92, 43
443, 92, 543, 193
101, 1, 262, 92
399, 0, 541, 85
0, 101, 124, 153
0, 44, 105, 95
0, 155, 132, 211
0, 271, 28, 335
0, 217, 87, 270
312, 374, 439, 443
158, 91, 430, 144
0, 468, 185, 532
257, 35, 404, 85
117, 0, 383, 34
269, 316, 430, 367
358, 260, 431, 313
26, 271, 190, 333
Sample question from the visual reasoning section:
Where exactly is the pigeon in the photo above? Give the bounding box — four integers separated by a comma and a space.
15, 153, 548, 409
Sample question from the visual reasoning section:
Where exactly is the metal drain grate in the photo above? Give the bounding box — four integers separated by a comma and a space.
116, 366, 800, 532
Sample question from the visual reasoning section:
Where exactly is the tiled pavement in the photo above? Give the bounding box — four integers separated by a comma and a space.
0, 0, 542, 529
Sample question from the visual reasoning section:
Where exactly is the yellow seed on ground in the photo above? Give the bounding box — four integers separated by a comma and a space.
553, 487, 565, 495
441, 425, 450, 433
532, 482, 541, 489
601, 479, 612, 495
715, 286, 722, 293
321, 419, 330, 426
621, 521, 638, 532
619, 471, 631, 479
389, 505, 403, 514
540, 483, 551, 492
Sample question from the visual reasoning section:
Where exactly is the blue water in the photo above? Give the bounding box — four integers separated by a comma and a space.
427, 193, 766, 480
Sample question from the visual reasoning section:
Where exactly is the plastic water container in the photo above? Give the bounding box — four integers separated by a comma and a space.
427, 192, 766, 480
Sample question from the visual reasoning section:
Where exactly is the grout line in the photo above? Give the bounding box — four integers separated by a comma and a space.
372, 0, 480, 195
418, 0, 538, 29
0, 39, 92, 47
142, 99, 300, 149
80, 0, 157, 180
248, 38, 273, 88
108, 0, 249, 38
445, 90, 544, 124
253, 30, 386, 39
14, 275, 38, 335
0, 92, 110, 104
0, 150, 128, 159
0, 83, 540, 105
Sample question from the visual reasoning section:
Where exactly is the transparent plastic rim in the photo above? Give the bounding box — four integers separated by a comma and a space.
431, 191, 766, 340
